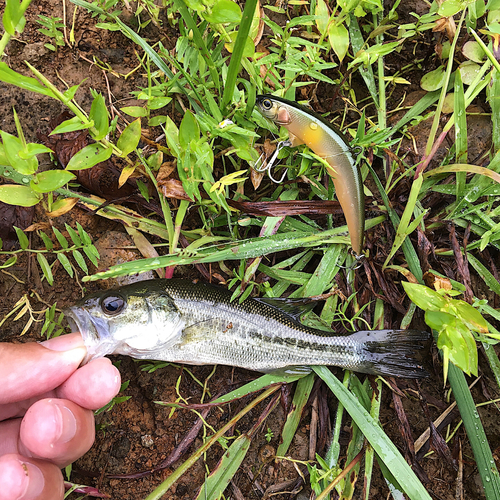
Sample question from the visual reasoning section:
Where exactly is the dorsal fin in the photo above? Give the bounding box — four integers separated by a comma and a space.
254, 296, 317, 322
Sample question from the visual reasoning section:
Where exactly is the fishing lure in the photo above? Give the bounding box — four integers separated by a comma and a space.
255, 94, 364, 256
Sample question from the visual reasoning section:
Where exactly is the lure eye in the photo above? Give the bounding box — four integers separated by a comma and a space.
101, 294, 126, 315
261, 98, 273, 110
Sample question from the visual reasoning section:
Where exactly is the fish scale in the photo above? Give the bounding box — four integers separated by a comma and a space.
65, 279, 429, 378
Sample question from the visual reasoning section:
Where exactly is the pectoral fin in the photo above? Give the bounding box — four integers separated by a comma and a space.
181, 318, 235, 344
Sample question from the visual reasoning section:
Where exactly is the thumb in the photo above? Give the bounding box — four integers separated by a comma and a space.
0, 334, 86, 405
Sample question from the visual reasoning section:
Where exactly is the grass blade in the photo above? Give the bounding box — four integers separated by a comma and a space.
368, 165, 423, 283
454, 68, 467, 197
196, 434, 251, 500
276, 372, 315, 457
313, 366, 432, 500
447, 362, 500, 498
83, 215, 386, 281
220, 0, 258, 112
467, 254, 500, 297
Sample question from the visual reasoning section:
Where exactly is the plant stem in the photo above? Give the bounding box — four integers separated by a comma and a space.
375, 11, 386, 130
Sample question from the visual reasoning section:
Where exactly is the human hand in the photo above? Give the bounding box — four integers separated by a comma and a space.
0, 333, 121, 500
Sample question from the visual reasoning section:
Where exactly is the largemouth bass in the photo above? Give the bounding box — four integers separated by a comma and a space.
255, 95, 365, 256
65, 279, 428, 378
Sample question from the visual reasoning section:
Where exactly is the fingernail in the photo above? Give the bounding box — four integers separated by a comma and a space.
18, 461, 44, 500
41, 333, 84, 352
45, 401, 78, 446
0, 459, 44, 500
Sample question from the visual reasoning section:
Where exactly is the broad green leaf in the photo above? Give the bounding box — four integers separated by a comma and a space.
30, 170, 76, 193
438, 0, 463, 17
50, 116, 93, 135
37, 253, 54, 285
315, 0, 330, 34
328, 23, 349, 62
1, 131, 38, 175
65, 143, 113, 170
0, 144, 8, 165
420, 66, 446, 91
117, 119, 141, 157
83, 246, 99, 267
453, 301, 489, 333
179, 110, 200, 150
164, 117, 181, 158
424, 309, 453, 331
148, 115, 168, 126
18, 143, 53, 159
146, 151, 163, 171
434, 315, 477, 376
0, 185, 41, 206
120, 106, 148, 118
203, 0, 242, 23
146, 96, 172, 110
58, 253, 74, 277
66, 224, 82, 246
46, 197, 79, 217
77, 222, 92, 245
72, 249, 88, 274
462, 40, 486, 62
0, 62, 55, 98
402, 282, 448, 311
224, 33, 255, 57
3, 0, 27, 35
14, 226, 29, 250
53, 227, 69, 249
458, 60, 482, 85
89, 94, 109, 141
39, 231, 54, 251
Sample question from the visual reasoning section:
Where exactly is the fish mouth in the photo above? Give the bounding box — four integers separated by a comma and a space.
64, 306, 113, 365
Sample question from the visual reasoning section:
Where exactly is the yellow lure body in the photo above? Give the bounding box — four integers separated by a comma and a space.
256, 95, 364, 255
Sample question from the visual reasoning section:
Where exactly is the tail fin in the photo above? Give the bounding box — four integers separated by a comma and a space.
356, 329, 430, 379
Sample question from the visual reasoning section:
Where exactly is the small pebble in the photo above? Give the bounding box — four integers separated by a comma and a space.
141, 434, 154, 448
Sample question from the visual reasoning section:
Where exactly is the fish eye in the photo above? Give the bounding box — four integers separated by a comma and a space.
262, 98, 273, 110
101, 294, 126, 315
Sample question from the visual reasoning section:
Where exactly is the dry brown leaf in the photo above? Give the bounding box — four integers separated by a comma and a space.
433, 16, 456, 41
160, 178, 193, 201
46, 197, 79, 217
156, 161, 177, 184
251, 167, 265, 190
252, 1, 265, 47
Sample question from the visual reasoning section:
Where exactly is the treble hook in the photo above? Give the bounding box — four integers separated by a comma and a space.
338, 252, 366, 270
253, 140, 292, 184
350, 145, 363, 157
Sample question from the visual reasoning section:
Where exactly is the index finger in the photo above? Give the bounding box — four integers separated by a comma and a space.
0, 334, 87, 405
